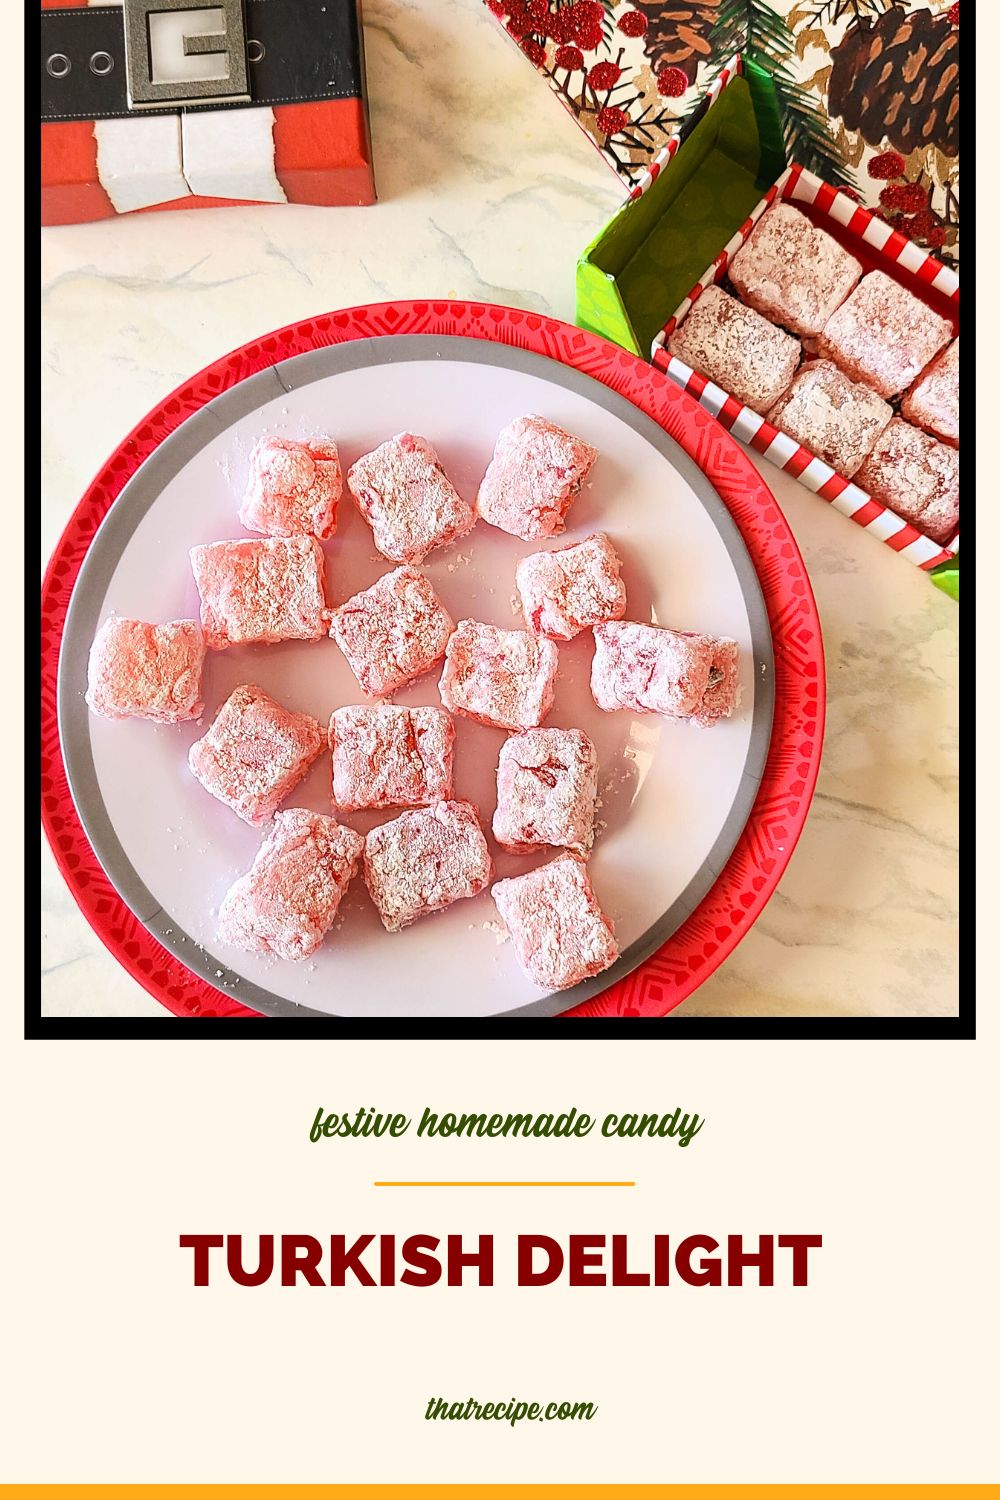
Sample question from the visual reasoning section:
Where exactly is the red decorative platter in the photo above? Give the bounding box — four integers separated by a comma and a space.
41, 301, 824, 1019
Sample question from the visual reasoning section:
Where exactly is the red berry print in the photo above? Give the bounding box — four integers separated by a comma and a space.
572, 0, 605, 49
617, 9, 649, 36
520, 35, 547, 65
505, 5, 532, 40
486, 0, 506, 14
878, 183, 909, 210
948, 2, 959, 25
898, 182, 928, 212
922, 224, 947, 249
881, 181, 928, 213
554, 43, 584, 70
867, 150, 906, 181
657, 66, 688, 98
596, 105, 629, 137
588, 61, 622, 90
527, 0, 550, 24
908, 209, 940, 238
547, 11, 575, 42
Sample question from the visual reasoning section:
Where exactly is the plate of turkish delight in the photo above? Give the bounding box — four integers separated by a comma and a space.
43, 302, 824, 1019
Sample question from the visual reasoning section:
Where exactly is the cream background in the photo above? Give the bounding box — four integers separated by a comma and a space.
39, 0, 959, 1018
0, 1043, 997, 1484
14, 4, 994, 1486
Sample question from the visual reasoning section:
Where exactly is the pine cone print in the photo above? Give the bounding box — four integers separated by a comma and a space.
635, 1, 720, 82
828, 3, 959, 158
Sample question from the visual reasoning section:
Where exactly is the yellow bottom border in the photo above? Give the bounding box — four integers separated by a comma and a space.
1, 1487, 997, 1496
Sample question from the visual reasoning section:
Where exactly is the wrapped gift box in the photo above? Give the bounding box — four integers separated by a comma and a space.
41, 0, 375, 224
483, 1, 960, 258
576, 59, 959, 577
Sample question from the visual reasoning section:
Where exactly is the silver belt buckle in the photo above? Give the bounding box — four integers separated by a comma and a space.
123, 0, 251, 110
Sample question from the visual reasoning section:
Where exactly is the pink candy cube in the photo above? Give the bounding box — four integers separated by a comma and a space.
591, 621, 739, 727
330, 704, 455, 811
667, 285, 801, 411
347, 433, 475, 565
817, 270, 952, 399
901, 338, 959, 446
86, 616, 205, 723
190, 537, 329, 650
477, 415, 598, 541
188, 684, 325, 825
218, 808, 364, 961
766, 360, 892, 479
364, 800, 493, 932
491, 854, 619, 992
329, 566, 454, 698
855, 418, 959, 544
515, 532, 627, 641
493, 727, 598, 855
439, 619, 558, 731
239, 435, 342, 540
728, 203, 862, 338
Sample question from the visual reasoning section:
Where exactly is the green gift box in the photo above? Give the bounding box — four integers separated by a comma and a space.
576, 58, 785, 360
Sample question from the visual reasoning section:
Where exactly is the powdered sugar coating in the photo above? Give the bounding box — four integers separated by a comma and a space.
188, 684, 325, 825
766, 359, 892, 478
667, 284, 800, 410
239, 435, 342, 540
347, 433, 475, 564
330, 704, 455, 811
817, 270, 951, 398
439, 619, 558, 731
364, 800, 493, 932
855, 418, 959, 544
190, 536, 330, 650
901, 338, 959, 445
329, 566, 454, 698
493, 727, 598, 855
591, 621, 739, 727
491, 854, 619, 992
515, 532, 627, 641
477, 415, 598, 541
218, 808, 363, 961
86, 616, 205, 723
729, 203, 862, 337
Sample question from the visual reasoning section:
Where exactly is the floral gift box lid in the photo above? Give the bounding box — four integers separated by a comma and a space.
484, 0, 959, 265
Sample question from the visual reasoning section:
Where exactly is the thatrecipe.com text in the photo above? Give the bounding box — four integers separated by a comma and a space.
179, 1233, 822, 1287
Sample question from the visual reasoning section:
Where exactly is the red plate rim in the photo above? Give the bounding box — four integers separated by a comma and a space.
40, 299, 825, 1020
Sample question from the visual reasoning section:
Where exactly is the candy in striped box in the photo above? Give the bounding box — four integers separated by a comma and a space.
650, 162, 959, 572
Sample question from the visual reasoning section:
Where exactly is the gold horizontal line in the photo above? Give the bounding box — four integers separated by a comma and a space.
373, 1180, 635, 1188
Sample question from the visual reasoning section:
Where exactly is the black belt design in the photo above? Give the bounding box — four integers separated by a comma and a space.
41, 0, 364, 123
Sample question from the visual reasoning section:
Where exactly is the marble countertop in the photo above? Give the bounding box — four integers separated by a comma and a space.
40, 0, 958, 1019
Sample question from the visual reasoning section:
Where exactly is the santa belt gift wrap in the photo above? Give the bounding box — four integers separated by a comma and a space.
40, 0, 375, 222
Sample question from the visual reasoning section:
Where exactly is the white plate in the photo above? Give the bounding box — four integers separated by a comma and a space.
58, 336, 773, 1017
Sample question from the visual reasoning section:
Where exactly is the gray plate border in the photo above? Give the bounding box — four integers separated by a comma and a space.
57, 334, 776, 1019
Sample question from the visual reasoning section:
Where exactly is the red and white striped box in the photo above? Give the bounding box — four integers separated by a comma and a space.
650, 163, 959, 571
